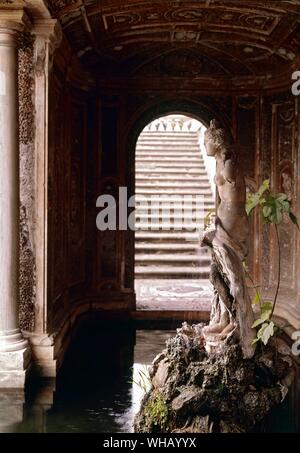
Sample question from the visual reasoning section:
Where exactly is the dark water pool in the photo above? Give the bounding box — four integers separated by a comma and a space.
0, 322, 299, 433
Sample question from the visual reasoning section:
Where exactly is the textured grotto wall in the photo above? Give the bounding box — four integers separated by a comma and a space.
259, 91, 300, 329
18, 33, 36, 332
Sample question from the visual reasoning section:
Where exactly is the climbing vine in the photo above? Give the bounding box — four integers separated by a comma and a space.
246, 179, 299, 345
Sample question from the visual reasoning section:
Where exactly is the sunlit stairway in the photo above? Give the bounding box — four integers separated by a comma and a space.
135, 121, 215, 281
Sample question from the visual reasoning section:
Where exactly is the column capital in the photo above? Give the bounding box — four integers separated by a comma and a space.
0, 8, 31, 39
33, 19, 62, 55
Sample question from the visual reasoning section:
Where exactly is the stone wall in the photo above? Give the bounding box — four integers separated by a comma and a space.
259, 92, 300, 330
47, 63, 89, 333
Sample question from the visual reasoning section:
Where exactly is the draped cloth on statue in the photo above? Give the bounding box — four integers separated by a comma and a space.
203, 221, 256, 359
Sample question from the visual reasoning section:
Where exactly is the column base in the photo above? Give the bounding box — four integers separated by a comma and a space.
0, 328, 28, 352
0, 347, 31, 389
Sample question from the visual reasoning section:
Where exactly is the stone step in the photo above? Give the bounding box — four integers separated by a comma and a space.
136, 155, 203, 161
135, 169, 209, 181
135, 188, 213, 196
135, 254, 210, 264
135, 244, 211, 256
135, 266, 210, 279
135, 195, 215, 202
135, 242, 204, 251
136, 181, 211, 189
136, 162, 207, 169
136, 179, 211, 185
136, 168, 208, 175
135, 223, 204, 231
140, 132, 198, 136
135, 142, 201, 150
137, 145, 200, 151
138, 140, 200, 145
135, 198, 215, 207
136, 153, 203, 159
136, 160, 204, 165
138, 136, 199, 141
139, 132, 199, 137
135, 208, 214, 217
135, 231, 200, 241
135, 213, 209, 221
135, 186, 213, 192
136, 150, 203, 156
137, 139, 199, 143
139, 137, 199, 143
136, 156, 204, 169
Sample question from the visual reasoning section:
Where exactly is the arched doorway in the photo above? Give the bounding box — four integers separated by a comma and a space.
123, 98, 231, 312
134, 113, 216, 311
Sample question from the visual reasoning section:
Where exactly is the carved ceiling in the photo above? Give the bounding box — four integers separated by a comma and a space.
47, 0, 300, 84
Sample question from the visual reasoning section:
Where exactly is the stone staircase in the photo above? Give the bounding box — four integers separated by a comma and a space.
135, 125, 215, 280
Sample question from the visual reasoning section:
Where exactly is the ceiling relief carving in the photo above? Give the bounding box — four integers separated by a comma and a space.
160, 51, 203, 76
171, 30, 202, 43
100, 7, 280, 37
47, 0, 300, 87
133, 49, 228, 78
102, 12, 141, 31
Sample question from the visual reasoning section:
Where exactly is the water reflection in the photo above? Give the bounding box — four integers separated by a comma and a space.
0, 322, 299, 433
2, 323, 174, 433
0, 390, 26, 433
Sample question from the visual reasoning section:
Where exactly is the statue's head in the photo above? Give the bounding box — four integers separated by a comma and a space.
204, 119, 231, 158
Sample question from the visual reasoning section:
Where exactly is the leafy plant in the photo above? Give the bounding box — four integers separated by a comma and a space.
132, 365, 152, 395
246, 179, 299, 345
144, 392, 170, 431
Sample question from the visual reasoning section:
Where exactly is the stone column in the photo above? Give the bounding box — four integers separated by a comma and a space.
0, 10, 31, 388
32, 19, 61, 335
24, 20, 62, 379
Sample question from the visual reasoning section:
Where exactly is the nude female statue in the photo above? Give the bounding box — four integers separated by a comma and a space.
201, 119, 256, 359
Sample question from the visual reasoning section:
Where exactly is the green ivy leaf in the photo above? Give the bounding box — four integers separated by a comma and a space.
246, 180, 270, 216
256, 322, 268, 338
252, 318, 265, 328
252, 301, 273, 328
263, 205, 272, 218
261, 301, 273, 315
281, 201, 291, 213
260, 321, 275, 345
276, 193, 288, 202
252, 311, 271, 328
252, 292, 261, 306
253, 321, 275, 346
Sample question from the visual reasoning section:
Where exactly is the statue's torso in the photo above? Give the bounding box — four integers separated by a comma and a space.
214, 159, 249, 256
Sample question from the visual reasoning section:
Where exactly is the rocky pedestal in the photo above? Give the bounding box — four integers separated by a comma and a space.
134, 323, 294, 433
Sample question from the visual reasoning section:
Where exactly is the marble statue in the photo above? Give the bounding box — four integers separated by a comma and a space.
201, 119, 256, 359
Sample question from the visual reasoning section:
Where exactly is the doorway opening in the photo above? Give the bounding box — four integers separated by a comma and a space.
134, 114, 216, 311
